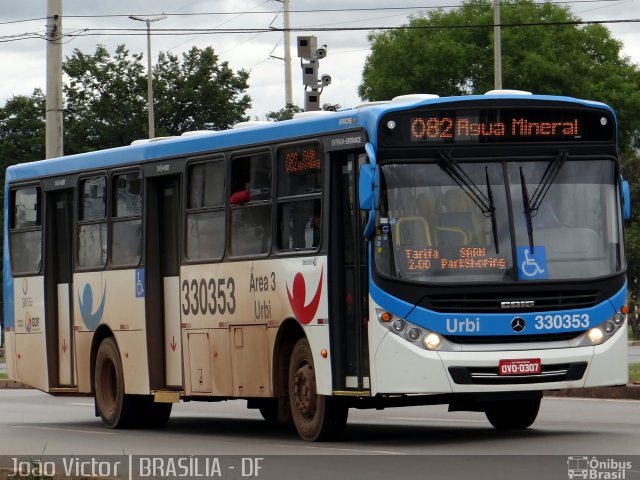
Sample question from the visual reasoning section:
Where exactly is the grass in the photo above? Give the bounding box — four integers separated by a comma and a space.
630, 363, 640, 384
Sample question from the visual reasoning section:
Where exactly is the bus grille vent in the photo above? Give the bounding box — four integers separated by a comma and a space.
427, 291, 601, 313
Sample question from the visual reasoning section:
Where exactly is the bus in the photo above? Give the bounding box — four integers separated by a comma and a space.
2, 91, 630, 441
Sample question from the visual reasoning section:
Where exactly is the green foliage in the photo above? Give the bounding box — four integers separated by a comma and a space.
266, 103, 304, 122
0, 90, 46, 165
61, 44, 251, 152
63, 45, 147, 153
360, 0, 640, 290
154, 46, 251, 134
359, 0, 640, 155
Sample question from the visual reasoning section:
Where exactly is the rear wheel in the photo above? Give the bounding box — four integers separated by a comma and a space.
137, 396, 172, 429
485, 397, 541, 430
288, 338, 348, 441
94, 338, 136, 428
257, 398, 279, 424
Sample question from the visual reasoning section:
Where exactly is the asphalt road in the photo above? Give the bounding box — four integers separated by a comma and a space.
0, 390, 638, 480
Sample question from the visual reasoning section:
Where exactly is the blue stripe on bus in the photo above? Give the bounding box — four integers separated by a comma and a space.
4, 94, 615, 182
370, 276, 627, 337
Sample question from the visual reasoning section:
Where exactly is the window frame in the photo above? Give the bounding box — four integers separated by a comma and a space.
76, 173, 109, 271
275, 140, 323, 254
9, 184, 43, 276
109, 168, 143, 268
184, 155, 227, 263
227, 149, 273, 258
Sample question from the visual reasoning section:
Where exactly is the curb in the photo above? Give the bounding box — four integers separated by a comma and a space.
545, 384, 640, 400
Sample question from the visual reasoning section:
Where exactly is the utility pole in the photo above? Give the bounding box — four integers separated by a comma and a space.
283, 0, 293, 105
493, 0, 503, 90
46, 0, 63, 159
129, 15, 167, 139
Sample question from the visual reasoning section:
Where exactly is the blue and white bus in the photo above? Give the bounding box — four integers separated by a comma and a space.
2, 91, 630, 441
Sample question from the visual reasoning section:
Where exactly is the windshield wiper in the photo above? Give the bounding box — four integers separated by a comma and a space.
519, 151, 568, 252
519, 167, 534, 251
437, 151, 499, 253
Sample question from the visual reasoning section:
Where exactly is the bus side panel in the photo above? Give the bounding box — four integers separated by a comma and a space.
4, 331, 16, 381
264, 256, 332, 395
102, 269, 149, 394
73, 270, 150, 395
75, 331, 93, 393
181, 261, 253, 397
113, 330, 151, 394
13, 276, 49, 391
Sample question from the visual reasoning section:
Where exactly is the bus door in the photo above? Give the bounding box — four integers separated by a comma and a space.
44, 189, 75, 388
328, 150, 370, 393
145, 174, 182, 389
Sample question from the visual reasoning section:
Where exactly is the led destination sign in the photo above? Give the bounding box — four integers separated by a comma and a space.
281, 143, 321, 173
410, 116, 579, 141
402, 246, 507, 273
380, 107, 615, 145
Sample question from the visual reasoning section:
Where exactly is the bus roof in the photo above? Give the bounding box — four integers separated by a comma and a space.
5, 92, 615, 183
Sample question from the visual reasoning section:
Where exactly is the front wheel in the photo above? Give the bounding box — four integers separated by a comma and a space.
288, 338, 348, 441
484, 397, 541, 430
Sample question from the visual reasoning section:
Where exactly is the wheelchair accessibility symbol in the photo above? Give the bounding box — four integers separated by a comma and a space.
516, 246, 548, 280
135, 268, 145, 297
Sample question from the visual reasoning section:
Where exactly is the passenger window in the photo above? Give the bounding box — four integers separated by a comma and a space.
77, 176, 108, 269
111, 171, 142, 266
10, 187, 42, 274
276, 142, 322, 251
229, 153, 272, 256
186, 160, 226, 260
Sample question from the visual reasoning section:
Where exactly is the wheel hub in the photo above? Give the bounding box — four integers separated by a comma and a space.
293, 364, 317, 418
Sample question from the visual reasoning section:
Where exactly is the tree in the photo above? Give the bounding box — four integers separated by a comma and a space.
0, 90, 46, 165
266, 103, 304, 122
62, 45, 251, 153
360, 0, 640, 296
359, 0, 640, 156
154, 47, 251, 135
63, 45, 148, 153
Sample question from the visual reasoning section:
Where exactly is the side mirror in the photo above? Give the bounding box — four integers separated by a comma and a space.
358, 143, 379, 239
622, 179, 630, 221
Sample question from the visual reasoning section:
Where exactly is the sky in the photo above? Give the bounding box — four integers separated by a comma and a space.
1, 0, 640, 120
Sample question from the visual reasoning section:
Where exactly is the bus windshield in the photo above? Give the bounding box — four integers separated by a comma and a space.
374, 158, 623, 283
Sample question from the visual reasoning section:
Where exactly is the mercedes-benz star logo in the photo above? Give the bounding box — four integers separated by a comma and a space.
511, 317, 526, 332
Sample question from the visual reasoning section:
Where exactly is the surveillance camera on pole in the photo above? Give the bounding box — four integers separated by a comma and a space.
297, 35, 333, 111
302, 61, 319, 87
322, 103, 341, 112
316, 45, 327, 59
297, 36, 317, 60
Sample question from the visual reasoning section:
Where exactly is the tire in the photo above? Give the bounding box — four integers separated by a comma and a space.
485, 397, 541, 430
137, 396, 172, 429
255, 398, 279, 424
94, 338, 136, 429
288, 338, 348, 441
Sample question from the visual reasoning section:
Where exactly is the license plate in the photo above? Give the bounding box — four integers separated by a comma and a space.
498, 358, 542, 376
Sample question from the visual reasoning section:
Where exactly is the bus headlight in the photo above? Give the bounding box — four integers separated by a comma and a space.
376, 309, 451, 351
587, 327, 604, 344
392, 319, 406, 333
423, 333, 442, 351
612, 313, 625, 326
407, 328, 421, 341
